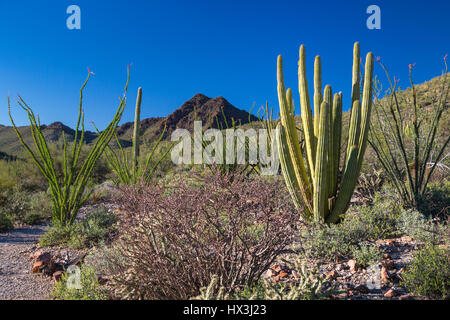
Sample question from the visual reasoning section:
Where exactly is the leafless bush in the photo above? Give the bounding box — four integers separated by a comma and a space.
108, 172, 299, 299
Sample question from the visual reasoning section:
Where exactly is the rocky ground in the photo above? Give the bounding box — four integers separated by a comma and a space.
0, 205, 101, 300
265, 235, 417, 300
0, 224, 54, 300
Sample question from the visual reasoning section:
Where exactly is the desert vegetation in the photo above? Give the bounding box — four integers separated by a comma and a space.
0, 42, 448, 301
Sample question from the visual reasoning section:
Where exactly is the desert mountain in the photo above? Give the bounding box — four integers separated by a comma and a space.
0, 94, 257, 155
116, 93, 258, 142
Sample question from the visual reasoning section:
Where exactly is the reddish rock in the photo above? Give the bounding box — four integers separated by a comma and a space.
327, 270, 340, 279
271, 265, 282, 273
385, 239, 396, 245
32, 261, 44, 273
384, 288, 397, 298
278, 271, 288, 278
398, 294, 413, 300
381, 266, 390, 283
383, 253, 392, 260
35, 252, 52, 264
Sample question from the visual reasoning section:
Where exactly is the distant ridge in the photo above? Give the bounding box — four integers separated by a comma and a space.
0, 93, 257, 155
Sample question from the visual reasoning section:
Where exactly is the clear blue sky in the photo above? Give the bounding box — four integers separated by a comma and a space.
0, 0, 448, 129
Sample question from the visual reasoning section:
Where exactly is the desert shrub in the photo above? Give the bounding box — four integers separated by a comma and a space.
299, 221, 356, 260
351, 244, 381, 268
299, 191, 400, 261
193, 262, 333, 300
417, 181, 450, 219
52, 264, 106, 300
0, 212, 13, 232
402, 244, 449, 299
108, 172, 299, 299
0, 191, 31, 224
396, 209, 446, 244
39, 205, 117, 249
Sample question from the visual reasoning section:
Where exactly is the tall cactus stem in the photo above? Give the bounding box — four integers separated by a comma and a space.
313, 56, 322, 140
313, 100, 329, 220
357, 52, 374, 171
298, 45, 316, 179
131, 87, 142, 178
351, 42, 361, 105
330, 92, 342, 197
277, 55, 313, 209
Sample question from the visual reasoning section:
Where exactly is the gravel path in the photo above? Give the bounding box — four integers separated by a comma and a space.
0, 224, 54, 300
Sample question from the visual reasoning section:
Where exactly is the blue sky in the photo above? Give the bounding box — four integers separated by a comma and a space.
0, 0, 448, 129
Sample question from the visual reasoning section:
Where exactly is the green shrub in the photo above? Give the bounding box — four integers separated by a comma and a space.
351, 244, 381, 268
39, 205, 117, 249
417, 181, 450, 219
299, 191, 400, 261
397, 209, 446, 244
402, 244, 449, 299
52, 264, 106, 300
193, 263, 333, 300
69, 206, 117, 248
0, 212, 13, 232
299, 221, 356, 260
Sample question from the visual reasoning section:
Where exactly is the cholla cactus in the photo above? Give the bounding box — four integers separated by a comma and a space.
277, 42, 374, 223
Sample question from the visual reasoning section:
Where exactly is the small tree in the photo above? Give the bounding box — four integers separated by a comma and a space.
8, 67, 130, 225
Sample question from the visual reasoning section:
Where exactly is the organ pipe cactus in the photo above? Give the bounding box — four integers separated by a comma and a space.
131, 87, 143, 177
276, 42, 374, 223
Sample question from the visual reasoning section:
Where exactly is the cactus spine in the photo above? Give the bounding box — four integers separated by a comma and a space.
277, 42, 374, 223
131, 87, 143, 180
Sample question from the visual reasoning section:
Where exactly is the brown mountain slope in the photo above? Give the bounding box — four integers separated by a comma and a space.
117, 93, 258, 142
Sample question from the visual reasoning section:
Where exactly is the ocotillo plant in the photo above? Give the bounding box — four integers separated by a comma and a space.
99, 87, 173, 184
8, 67, 129, 226
369, 56, 449, 207
276, 42, 374, 223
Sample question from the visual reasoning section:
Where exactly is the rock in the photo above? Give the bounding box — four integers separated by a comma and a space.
383, 253, 392, 260
36, 252, 52, 264
29, 249, 44, 260
334, 292, 347, 299
327, 270, 340, 279
398, 294, 412, 300
263, 269, 274, 279
383, 260, 396, 270
31, 261, 44, 273
348, 259, 357, 272
384, 288, 397, 298
271, 265, 282, 273
52, 271, 64, 282
381, 266, 390, 283
385, 239, 396, 245
355, 284, 369, 294
401, 235, 412, 242
31, 252, 54, 274
278, 271, 288, 278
